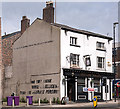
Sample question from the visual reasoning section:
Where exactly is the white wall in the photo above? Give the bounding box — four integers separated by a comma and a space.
60, 29, 112, 100
60, 29, 112, 72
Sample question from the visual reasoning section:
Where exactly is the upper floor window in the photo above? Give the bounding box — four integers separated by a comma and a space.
70, 37, 80, 47
70, 53, 79, 67
70, 37, 77, 45
96, 42, 105, 51
97, 57, 105, 69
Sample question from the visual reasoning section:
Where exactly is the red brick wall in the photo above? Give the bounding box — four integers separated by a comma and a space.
113, 47, 120, 78
0, 17, 2, 99
2, 32, 21, 98
2, 32, 21, 67
116, 48, 120, 78
0, 17, 2, 66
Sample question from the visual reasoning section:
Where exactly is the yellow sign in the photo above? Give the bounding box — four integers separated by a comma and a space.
93, 96, 97, 108
107, 62, 111, 66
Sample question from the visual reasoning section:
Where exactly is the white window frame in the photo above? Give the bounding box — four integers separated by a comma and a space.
97, 57, 105, 69
70, 37, 77, 45
70, 53, 80, 67
96, 42, 105, 50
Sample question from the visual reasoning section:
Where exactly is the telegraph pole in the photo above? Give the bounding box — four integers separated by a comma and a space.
113, 22, 119, 102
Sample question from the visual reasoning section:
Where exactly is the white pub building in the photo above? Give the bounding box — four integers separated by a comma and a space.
5, 1, 114, 102
59, 23, 113, 102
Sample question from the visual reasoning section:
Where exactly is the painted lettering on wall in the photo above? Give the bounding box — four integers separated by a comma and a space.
30, 78, 59, 95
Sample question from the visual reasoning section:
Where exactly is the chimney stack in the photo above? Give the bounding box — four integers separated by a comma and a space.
21, 16, 30, 34
43, 1, 54, 23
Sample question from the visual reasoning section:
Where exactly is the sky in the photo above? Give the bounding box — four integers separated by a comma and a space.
1, 2, 118, 40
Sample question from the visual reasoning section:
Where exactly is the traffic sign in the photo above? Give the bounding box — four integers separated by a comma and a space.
117, 82, 120, 87
93, 98, 96, 101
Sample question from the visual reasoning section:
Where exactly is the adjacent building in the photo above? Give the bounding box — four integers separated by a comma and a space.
112, 42, 120, 79
116, 2, 120, 79
2, 16, 30, 98
3, 1, 114, 102
0, 17, 2, 107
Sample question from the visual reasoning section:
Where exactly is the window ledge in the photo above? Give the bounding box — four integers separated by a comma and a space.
96, 68, 106, 71
70, 44, 81, 47
70, 65, 80, 68
96, 48, 106, 51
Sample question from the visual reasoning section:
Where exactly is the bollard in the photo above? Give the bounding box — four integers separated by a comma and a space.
12, 99, 14, 107
50, 98, 52, 105
93, 96, 97, 108
39, 98, 40, 106
27, 98, 29, 107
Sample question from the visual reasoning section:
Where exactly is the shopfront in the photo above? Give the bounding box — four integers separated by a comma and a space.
63, 68, 114, 102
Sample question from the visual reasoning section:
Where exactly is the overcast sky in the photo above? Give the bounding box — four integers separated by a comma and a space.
1, 2, 118, 40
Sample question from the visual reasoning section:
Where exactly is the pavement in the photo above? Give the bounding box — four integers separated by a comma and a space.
2, 100, 120, 109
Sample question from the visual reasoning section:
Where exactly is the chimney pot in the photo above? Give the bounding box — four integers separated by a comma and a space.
22, 16, 27, 20
46, 1, 53, 7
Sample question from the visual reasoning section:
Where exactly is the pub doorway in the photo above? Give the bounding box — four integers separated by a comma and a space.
67, 77, 75, 101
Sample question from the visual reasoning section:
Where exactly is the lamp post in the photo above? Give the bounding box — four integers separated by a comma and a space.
113, 22, 119, 102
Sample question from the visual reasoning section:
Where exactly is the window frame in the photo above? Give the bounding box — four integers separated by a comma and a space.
96, 41, 106, 51
70, 53, 80, 67
70, 36, 80, 47
97, 57, 105, 69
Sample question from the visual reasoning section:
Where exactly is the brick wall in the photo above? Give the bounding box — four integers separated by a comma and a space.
2, 31, 21, 98
0, 17, 2, 104
2, 16, 30, 98
112, 47, 120, 78
2, 32, 21, 80
2, 32, 21, 67
116, 47, 120, 78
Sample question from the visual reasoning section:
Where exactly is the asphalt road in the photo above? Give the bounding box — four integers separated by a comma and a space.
2, 104, 120, 109
2, 101, 120, 109
1, 107, 120, 109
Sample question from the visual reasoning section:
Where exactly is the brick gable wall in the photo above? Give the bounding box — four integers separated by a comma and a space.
2, 32, 21, 98
2, 32, 21, 67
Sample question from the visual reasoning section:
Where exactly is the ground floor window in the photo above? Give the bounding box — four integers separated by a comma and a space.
94, 78, 100, 93
77, 78, 87, 100
77, 78, 85, 93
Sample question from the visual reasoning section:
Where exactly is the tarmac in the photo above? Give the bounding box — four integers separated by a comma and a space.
2, 100, 120, 108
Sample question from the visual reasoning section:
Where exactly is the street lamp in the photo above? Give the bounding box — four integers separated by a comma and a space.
113, 22, 119, 102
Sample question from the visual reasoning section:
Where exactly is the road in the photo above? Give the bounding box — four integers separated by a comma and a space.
2, 101, 120, 109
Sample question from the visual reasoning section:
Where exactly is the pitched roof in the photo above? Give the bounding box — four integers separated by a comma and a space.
2, 31, 21, 39
52, 23, 113, 40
